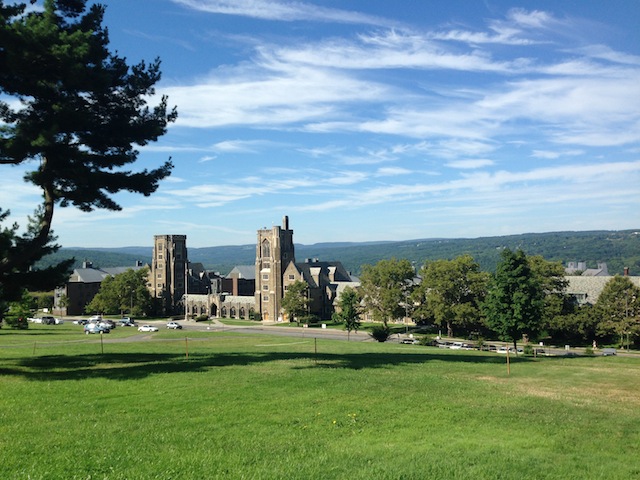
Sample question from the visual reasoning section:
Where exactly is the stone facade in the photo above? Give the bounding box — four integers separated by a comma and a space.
183, 215, 357, 322
150, 234, 187, 314
254, 216, 296, 322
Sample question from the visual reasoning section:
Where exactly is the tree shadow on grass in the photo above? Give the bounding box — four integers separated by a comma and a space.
1, 349, 531, 382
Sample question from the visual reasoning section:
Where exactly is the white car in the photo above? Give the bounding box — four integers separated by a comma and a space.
166, 321, 182, 330
138, 325, 159, 332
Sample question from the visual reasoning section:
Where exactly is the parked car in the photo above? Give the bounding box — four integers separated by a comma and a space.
87, 315, 102, 322
40, 316, 64, 325
118, 318, 136, 327
73, 319, 88, 325
84, 323, 110, 334
138, 325, 159, 332
99, 320, 116, 329
400, 338, 418, 344
166, 321, 183, 330
602, 348, 617, 356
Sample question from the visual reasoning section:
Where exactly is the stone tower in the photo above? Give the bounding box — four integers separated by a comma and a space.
150, 234, 187, 314
255, 216, 295, 322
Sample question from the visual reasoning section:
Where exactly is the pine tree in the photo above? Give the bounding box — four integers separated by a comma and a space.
0, 0, 177, 301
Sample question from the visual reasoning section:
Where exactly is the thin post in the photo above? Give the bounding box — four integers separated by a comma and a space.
506, 345, 510, 375
185, 336, 189, 359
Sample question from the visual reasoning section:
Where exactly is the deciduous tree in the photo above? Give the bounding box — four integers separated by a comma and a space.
483, 249, 544, 351
281, 280, 310, 325
594, 276, 640, 348
412, 255, 489, 338
359, 258, 415, 327
86, 268, 152, 316
0, 0, 177, 302
332, 286, 361, 339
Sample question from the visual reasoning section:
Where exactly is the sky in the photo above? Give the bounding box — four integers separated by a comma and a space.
3, 0, 640, 248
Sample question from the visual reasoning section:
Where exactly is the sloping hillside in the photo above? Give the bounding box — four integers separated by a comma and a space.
37, 229, 640, 276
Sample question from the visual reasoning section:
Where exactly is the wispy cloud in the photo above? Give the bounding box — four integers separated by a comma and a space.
171, 0, 393, 26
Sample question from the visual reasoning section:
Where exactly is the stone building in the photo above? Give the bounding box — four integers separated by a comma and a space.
254, 216, 296, 322
283, 258, 357, 321
183, 215, 358, 322
149, 234, 187, 314
54, 261, 145, 316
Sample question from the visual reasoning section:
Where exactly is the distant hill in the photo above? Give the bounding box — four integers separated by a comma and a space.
37, 229, 640, 276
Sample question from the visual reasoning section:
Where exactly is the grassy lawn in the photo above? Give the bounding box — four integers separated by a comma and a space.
1, 324, 639, 479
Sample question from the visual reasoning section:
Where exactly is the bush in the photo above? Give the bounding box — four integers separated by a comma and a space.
369, 325, 391, 342
523, 344, 534, 356
299, 314, 320, 325
418, 335, 437, 346
4, 316, 28, 329
194, 315, 209, 322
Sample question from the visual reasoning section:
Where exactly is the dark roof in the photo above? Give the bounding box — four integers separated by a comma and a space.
294, 260, 353, 288
70, 265, 144, 284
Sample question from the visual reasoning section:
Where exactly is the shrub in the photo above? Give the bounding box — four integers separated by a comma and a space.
418, 335, 437, 346
299, 314, 320, 325
369, 325, 391, 342
524, 344, 534, 356
4, 316, 28, 329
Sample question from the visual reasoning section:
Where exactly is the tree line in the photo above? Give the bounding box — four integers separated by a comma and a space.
284, 249, 640, 350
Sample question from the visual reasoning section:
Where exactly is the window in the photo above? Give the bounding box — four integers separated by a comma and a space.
158, 253, 163, 259
262, 284, 269, 291
261, 239, 271, 258
262, 295, 269, 302
263, 262, 270, 269
288, 274, 295, 280
262, 274, 269, 280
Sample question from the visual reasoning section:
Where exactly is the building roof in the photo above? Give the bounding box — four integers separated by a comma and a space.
293, 259, 353, 288
227, 265, 256, 280
567, 275, 640, 304
565, 262, 609, 276
69, 265, 144, 284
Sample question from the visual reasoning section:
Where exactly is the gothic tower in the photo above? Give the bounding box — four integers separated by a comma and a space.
255, 216, 295, 321
150, 234, 187, 314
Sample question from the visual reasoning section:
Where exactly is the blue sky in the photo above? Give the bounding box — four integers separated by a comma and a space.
4, 0, 640, 248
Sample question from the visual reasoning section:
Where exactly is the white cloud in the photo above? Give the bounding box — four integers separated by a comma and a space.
446, 159, 494, 169
171, 0, 392, 26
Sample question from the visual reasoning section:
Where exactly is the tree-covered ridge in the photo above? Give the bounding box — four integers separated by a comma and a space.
37, 229, 640, 276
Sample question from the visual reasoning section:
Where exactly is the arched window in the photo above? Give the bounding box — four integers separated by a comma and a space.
239, 307, 246, 318
230, 307, 237, 318
261, 239, 271, 258
221, 307, 227, 318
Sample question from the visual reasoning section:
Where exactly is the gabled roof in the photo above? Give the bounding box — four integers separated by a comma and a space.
69, 266, 144, 284
70, 268, 109, 283
292, 260, 353, 288
227, 265, 256, 280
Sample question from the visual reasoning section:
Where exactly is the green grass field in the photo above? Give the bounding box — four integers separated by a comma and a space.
1, 323, 639, 479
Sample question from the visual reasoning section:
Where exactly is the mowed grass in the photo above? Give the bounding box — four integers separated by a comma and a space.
1, 325, 639, 479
